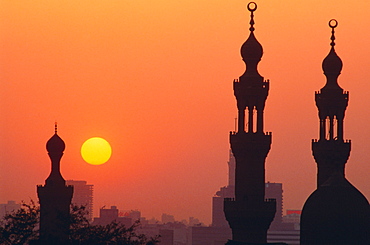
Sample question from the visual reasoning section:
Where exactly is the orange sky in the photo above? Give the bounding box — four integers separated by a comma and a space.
1, 1, 369, 225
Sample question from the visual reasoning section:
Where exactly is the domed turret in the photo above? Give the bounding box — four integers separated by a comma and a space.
44, 123, 66, 187
322, 19, 343, 90
240, 2, 263, 78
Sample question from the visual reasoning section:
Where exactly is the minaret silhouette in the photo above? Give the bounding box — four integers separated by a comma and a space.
312, 19, 350, 188
37, 124, 73, 244
224, 2, 276, 244
300, 20, 370, 245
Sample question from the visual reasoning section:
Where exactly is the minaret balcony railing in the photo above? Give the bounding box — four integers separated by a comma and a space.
230, 131, 271, 136
312, 138, 351, 143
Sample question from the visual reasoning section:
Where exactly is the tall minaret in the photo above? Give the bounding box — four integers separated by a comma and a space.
311, 19, 350, 187
37, 124, 73, 244
301, 20, 370, 245
224, 2, 276, 244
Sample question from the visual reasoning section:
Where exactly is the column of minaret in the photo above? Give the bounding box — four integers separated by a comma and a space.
36, 124, 73, 244
224, 2, 276, 244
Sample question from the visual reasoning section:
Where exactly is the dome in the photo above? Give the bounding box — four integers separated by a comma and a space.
240, 32, 263, 63
46, 133, 65, 153
301, 173, 370, 244
322, 47, 343, 77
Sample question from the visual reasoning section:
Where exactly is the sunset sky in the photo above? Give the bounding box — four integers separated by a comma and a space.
1, 1, 369, 225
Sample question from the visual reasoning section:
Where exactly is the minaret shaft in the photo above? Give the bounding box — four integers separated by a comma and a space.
224, 3, 276, 244
37, 129, 73, 244
312, 26, 350, 187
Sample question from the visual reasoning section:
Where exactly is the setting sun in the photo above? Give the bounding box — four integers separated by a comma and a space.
81, 137, 112, 165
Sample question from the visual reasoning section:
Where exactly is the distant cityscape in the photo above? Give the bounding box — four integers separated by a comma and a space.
1, 150, 301, 245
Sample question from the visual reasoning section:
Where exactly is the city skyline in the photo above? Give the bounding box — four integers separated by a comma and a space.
1, 1, 370, 225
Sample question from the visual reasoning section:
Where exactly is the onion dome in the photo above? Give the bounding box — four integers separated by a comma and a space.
240, 2, 263, 64
46, 123, 65, 153
241, 33, 263, 63
322, 48, 343, 77
301, 172, 370, 244
322, 19, 343, 88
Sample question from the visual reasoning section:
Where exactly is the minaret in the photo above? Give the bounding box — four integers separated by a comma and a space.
224, 2, 276, 244
37, 124, 73, 244
301, 20, 370, 245
311, 19, 350, 187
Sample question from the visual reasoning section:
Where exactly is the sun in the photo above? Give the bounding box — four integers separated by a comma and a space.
81, 137, 112, 165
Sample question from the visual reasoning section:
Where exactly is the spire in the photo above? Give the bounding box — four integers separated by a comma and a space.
329, 19, 337, 48
240, 2, 263, 76
322, 19, 343, 89
248, 2, 257, 32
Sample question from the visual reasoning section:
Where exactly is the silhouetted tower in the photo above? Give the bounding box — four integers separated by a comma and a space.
37, 124, 73, 244
301, 20, 370, 245
311, 20, 350, 188
224, 2, 276, 244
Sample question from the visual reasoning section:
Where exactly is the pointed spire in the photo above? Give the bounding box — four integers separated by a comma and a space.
55, 121, 58, 134
329, 19, 337, 48
248, 2, 257, 32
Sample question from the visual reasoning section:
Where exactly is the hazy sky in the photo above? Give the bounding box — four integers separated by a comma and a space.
1, 1, 369, 225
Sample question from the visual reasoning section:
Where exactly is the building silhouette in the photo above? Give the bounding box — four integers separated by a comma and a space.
66, 180, 94, 221
0, 201, 21, 219
212, 150, 235, 228
92, 205, 131, 227
300, 20, 370, 244
162, 213, 175, 224
37, 125, 73, 244
223, 2, 276, 244
265, 183, 282, 231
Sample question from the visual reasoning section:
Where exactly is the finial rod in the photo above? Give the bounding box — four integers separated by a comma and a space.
247, 2, 257, 32
329, 19, 338, 48
55, 122, 58, 134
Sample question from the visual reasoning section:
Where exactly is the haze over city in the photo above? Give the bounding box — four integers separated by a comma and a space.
1, 0, 369, 225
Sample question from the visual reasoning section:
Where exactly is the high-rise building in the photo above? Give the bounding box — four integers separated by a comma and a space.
37, 125, 73, 244
265, 182, 283, 231
92, 206, 131, 228
162, 213, 175, 224
282, 210, 301, 229
300, 20, 370, 244
223, 2, 276, 244
212, 150, 235, 228
66, 180, 93, 221
0, 201, 21, 219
